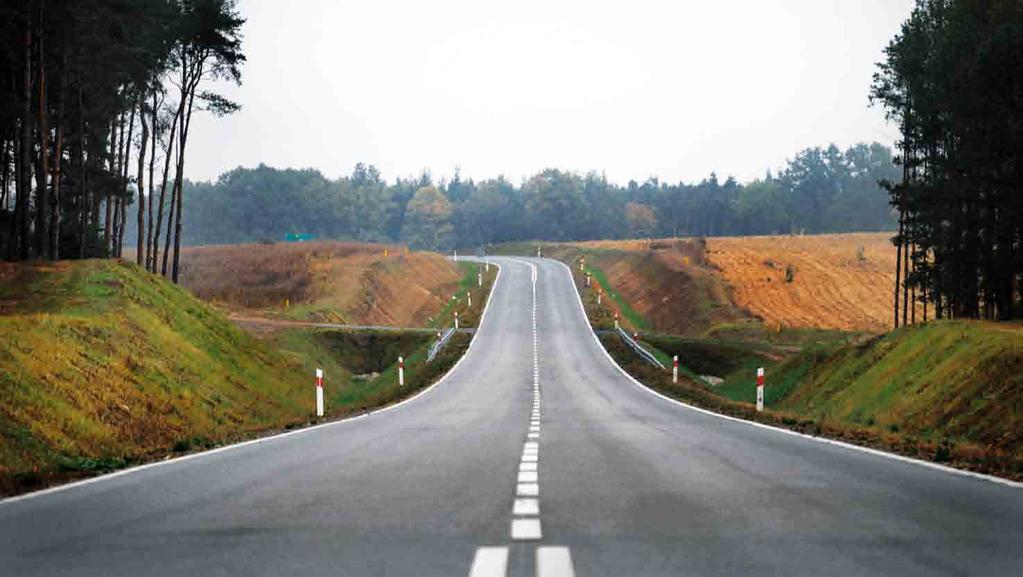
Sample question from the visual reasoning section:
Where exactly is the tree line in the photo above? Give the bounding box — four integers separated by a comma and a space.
872, 0, 1023, 323
142, 142, 898, 250
0, 0, 243, 283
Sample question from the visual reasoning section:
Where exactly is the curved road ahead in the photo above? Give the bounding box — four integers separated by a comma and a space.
2, 257, 1021, 576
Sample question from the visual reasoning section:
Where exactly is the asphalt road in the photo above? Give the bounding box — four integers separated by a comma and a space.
2, 257, 1021, 576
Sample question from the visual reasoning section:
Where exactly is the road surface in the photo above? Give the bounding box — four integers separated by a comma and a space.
2, 257, 1021, 576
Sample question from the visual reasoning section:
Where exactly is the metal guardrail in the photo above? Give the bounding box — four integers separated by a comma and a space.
616, 327, 666, 370
427, 327, 456, 362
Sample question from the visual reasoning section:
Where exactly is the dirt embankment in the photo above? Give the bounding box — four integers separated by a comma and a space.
706, 233, 920, 332
545, 232, 914, 334
175, 241, 462, 326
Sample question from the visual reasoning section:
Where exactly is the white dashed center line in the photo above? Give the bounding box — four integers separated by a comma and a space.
467, 261, 575, 576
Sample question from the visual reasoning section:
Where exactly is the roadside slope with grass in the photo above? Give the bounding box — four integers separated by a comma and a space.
0, 259, 478, 496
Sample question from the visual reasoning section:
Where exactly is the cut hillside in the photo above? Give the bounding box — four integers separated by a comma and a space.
706, 233, 921, 332
506, 233, 916, 334
0, 260, 309, 492
0, 260, 468, 495
718, 320, 1023, 458
174, 241, 462, 326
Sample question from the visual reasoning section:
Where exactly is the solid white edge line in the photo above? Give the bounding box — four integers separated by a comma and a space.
549, 257, 1023, 490
536, 546, 575, 577
469, 546, 509, 577
2, 260, 510, 507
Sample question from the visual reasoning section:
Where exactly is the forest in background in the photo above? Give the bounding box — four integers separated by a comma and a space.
132, 141, 898, 250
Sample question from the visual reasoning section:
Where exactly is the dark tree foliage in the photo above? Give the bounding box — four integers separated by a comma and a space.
871, 0, 1023, 323
0, 0, 243, 282
152, 142, 898, 250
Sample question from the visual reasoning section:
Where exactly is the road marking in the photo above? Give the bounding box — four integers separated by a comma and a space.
468, 547, 508, 577
524, 441, 539, 449
518, 471, 538, 483
522, 453, 538, 462
511, 518, 542, 540
529, 425, 540, 432
520, 461, 538, 471
537, 546, 575, 577
528, 432, 540, 439
513, 497, 539, 515
553, 258, 1023, 490
517, 482, 539, 497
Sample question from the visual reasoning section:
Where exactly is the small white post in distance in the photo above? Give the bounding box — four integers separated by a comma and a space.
597, 291, 602, 305
537, 245, 541, 258
614, 311, 619, 330
756, 367, 765, 412
454, 311, 459, 330
315, 368, 324, 417
673, 355, 679, 384
468, 293, 472, 307
478, 271, 483, 287
579, 257, 585, 272
454, 249, 458, 262
485, 260, 490, 271
398, 356, 405, 386
586, 273, 591, 287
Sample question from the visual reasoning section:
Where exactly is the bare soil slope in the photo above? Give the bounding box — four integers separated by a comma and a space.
706, 233, 920, 332
176, 241, 462, 326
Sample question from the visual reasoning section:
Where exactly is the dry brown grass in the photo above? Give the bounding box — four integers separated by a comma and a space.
706, 233, 921, 332
174, 241, 462, 327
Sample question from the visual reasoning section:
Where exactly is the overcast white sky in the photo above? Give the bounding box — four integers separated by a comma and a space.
185, 0, 915, 185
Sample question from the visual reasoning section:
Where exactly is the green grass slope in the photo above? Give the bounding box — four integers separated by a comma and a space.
757, 321, 1023, 455
0, 260, 471, 495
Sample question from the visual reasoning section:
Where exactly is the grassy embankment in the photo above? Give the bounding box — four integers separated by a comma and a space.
428, 261, 498, 329
0, 260, 478, 496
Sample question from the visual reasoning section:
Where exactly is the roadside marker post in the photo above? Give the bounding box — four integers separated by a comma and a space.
455, 311, 460, 330
586, 273, 591, 287
398, 357, 405, 387
756, 367, 765, 412
673, 355, 679, 384
454, 250, 458, 262
468, 293, 472, 307
478, 271, 483, 287
579, 257, 585, 272
614, 311, 619, 330
315, 368, 324, 417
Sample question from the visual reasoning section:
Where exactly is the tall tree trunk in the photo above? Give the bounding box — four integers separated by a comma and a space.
77, 84, 86, 258
145, 89, 157, 270
152, 100, 182, 274
103, 117, 116, 255
116, 102, 136, 258
136, 90, 148, 266
894, 207, 904, 329
35, 3, 50, 260
171, 83, 198, 284
49, 49, 65, 260
16, 23, 33, 261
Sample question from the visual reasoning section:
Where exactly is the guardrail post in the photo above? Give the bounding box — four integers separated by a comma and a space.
315, 368, 324, 417
756, 367, 765, 411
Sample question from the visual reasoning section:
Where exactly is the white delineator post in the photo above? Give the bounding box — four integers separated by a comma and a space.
614, 311, 619, 330
586, 273, 591, 287
398, 356, 405, 387
673, 355, 679, 384
454, 311, 460, 330
478, 271, 483, 287
454, 250, 458, 262
315, 368, 324, 417
597, 289, 602, 305
756, 367, 765, 412
468, 293, 472, 307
